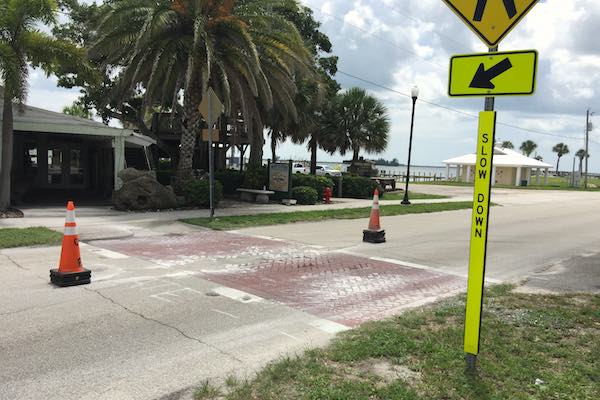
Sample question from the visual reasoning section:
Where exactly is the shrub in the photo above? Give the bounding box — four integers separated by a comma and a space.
291, 186, 319, 205
181, 179, 223, 207
156, 169, 175, 186
243, 166, 267, 190
215, 170, 245, 195
292, 174, 334, 197
334, 175, 383, 199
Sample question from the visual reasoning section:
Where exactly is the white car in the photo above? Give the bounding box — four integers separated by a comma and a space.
316, 165, 342, 177
292, 163, 307, 174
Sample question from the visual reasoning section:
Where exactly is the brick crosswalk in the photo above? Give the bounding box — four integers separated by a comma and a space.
96, 231, 465, 326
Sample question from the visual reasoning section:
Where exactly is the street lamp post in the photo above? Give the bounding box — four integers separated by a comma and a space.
402, 86, 419, 205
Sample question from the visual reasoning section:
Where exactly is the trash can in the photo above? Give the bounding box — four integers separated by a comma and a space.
520, 180, 528, 187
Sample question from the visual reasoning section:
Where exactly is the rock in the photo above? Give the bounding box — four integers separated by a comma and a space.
118, 168, 157, 183
112, 175, 178, 211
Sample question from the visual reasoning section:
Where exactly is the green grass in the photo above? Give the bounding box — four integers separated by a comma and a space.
182, 201, 473, 230
382, 191, 449, 200
209, 286, 600, 400
416, 177, 600, 191
194, 380, 222, 400
0, 227, 63, 249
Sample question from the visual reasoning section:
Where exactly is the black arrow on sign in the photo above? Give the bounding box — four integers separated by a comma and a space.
473, 0, 518, 22
469, 58, 513, 89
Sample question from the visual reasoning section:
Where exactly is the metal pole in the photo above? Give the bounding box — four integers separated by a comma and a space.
208, 93, 215, 219
466, 45, 498, 373
401, 97, 417, 205
572, 157, 576, 187
584, 109, 589, 189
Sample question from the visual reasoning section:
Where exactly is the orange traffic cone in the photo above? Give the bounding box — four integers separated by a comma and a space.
50, 201, 91, 287
363, 189, 386, 243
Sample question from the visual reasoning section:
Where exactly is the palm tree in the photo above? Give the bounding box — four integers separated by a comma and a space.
552, 143, 570, 172
0, 0, 94, 211
575, 149, 588, 172
334, 88, 390, 161
519, 140, 537, 157
501, 141, 514, 149
93, 0, 310, 180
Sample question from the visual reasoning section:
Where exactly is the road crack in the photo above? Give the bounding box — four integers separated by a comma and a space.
84, 287, 246, 366
2, 253, 31, 271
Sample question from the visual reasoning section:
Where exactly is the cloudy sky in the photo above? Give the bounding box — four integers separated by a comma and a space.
27, 0, 600, 171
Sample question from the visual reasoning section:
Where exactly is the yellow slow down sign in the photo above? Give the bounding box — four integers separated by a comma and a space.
448, 50, 537, 97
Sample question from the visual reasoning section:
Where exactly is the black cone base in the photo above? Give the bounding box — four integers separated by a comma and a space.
363, 229, 386, 244
50, 268, 91, 287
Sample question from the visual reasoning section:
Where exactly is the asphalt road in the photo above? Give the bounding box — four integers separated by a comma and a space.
1, 186, 599, 399
0, 240, 344, 400
239, 187, 600, 283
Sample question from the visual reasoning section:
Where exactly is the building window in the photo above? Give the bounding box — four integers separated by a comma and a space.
70, 149, 84, 185
24, 144, 38, 179
48, 148, 63, 184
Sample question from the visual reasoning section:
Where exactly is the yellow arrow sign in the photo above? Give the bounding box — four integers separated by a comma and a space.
442, 0, 539, 48
448, 50, 537, 97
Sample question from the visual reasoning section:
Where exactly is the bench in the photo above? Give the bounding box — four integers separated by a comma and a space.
371, 177, 397, 190
236, 188, 275, 204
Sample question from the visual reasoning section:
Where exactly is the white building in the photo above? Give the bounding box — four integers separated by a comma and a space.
443, 144, 553, 186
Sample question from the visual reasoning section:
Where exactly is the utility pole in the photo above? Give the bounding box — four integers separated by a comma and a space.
584, 109, 591, 189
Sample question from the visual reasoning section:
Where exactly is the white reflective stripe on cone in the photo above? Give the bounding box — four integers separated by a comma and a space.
65, 210, 76, 223
64, 226, 78, 236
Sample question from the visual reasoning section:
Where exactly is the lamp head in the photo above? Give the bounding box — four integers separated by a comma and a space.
411, 86, 419, 100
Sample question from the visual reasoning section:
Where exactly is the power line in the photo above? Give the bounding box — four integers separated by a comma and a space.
336, 70, 585, 141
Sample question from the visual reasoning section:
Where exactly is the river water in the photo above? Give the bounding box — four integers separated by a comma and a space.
317, 162, 456, 179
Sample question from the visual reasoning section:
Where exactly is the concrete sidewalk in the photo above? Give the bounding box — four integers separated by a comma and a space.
0, 194, 468, 241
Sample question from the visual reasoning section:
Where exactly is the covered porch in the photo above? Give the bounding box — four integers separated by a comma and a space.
1, 98, 155, 204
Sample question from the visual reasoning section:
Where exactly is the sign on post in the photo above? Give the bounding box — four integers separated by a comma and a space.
268, 161, 292, 193
449, 50, 537, 97
198, 87, 223, 219
198, 87, 223, 127
442, 0, 541, 370
464, 111, 496, 356
442, 0, 539, 47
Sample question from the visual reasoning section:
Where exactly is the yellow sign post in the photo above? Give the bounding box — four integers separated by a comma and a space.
449, 50, 537, 97
442, 0, 541, 373
442, 0, 539, 47
464, 111, 496, 357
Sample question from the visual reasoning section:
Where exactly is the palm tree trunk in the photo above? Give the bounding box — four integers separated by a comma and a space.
352, 147, 360, 162
579, 158, 583, 173
270, 130, 277, 161
556, 156, 561, 172
0, 89, 14, 211
309, 136, 317, 175
177, 69, 202, 182
248, 120, 264, 169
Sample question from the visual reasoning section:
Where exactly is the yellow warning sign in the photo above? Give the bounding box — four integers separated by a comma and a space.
449, 50, 537, 97
442, 0, 539, 47
464, 111, 496, 356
